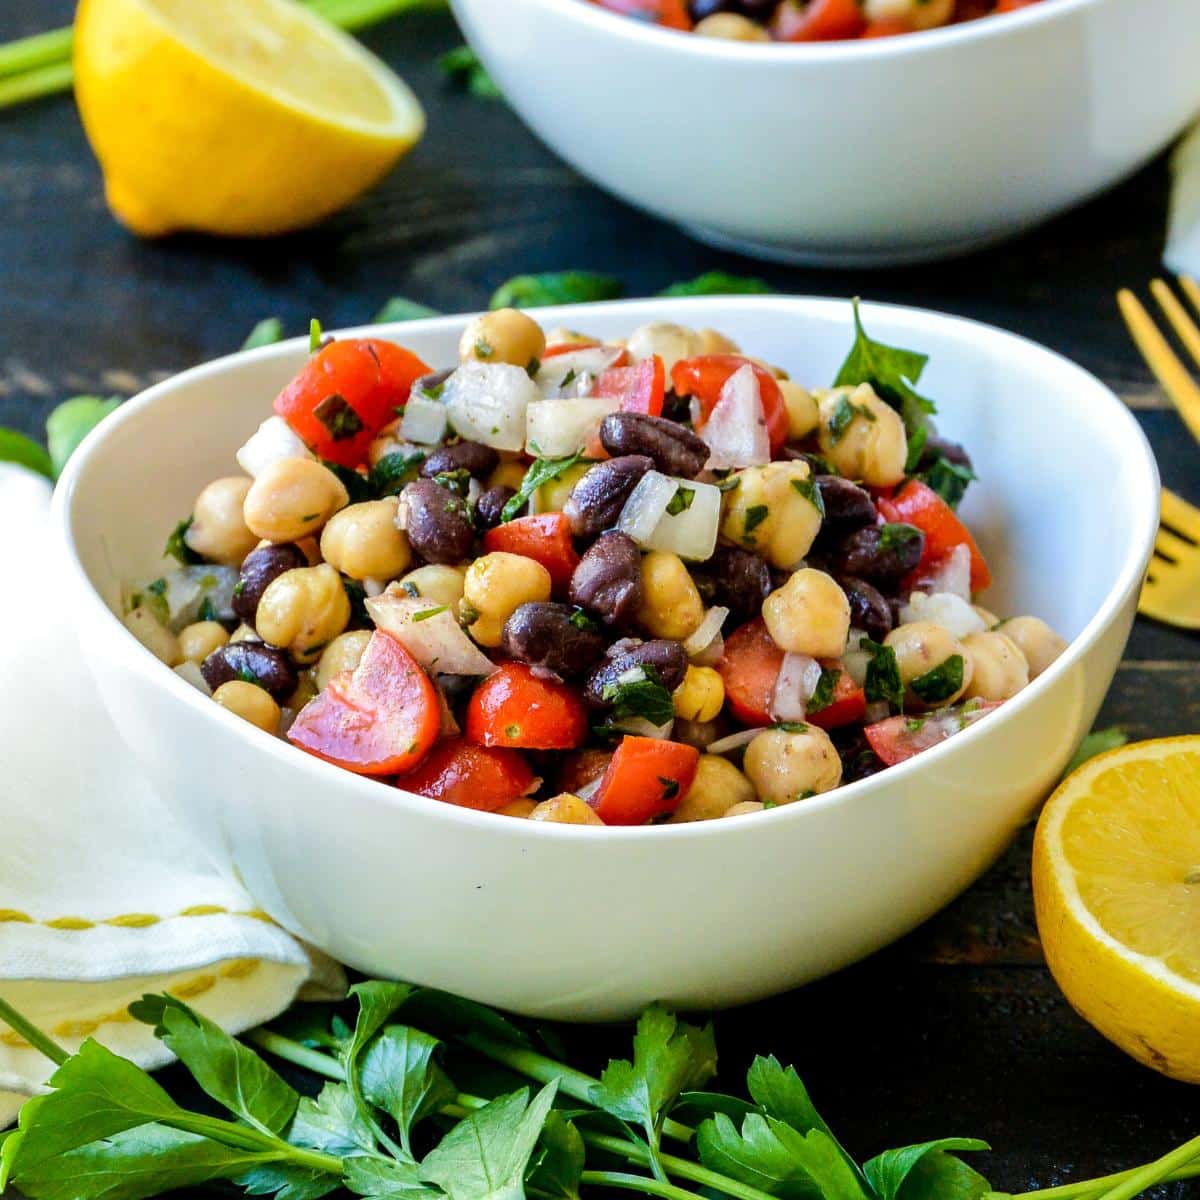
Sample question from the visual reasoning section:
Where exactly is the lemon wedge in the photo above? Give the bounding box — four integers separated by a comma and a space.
1033, 735, 1200, 1082
74, 0, 425, 237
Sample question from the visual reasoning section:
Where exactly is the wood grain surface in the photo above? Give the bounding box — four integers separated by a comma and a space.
2, 2, 1197, 1194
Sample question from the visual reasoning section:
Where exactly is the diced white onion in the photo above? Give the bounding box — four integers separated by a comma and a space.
399, 394, 448, 445
683, 606, 730, 658
444, 362, 537, 451
236, 416, 313, 477
864, 700, 891, 723
611, 716, 675, 740
770, 652, 822, 722
365, 590, 497, 677
706, 727, 763, 756
700, 363, 770, 470
692, 631, 725, 667
842, 627, 872, 687
128, 565, 240, 632
616, 470, 676, 544
525, 397, 618, 457
900, 591, 986, 639
923, 543, 972, 600
536, 346, 623, 393
576, 776, 603, 802
174, 660, 211, 696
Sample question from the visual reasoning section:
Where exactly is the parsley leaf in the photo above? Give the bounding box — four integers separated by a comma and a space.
827, 394, 876, 445
658, 272, 773, 297
287, 1082, 378, 1158
359, 1026, 455, 1159
309, 319, 323, 355
46, 396, 122, 478
489, 272, 622, 311
861, 637, 904, 710
242, 318, 284, 350
0, 428, 53, 480
917, 452, 977, 509
373, 298, 440, 324
878, 523, 923, 555
864, 1138, 991, 1200
503, 453, 584, 522
527, 1112, 585, 1200
743, 504, 770, 539
343, 1157, 438, 1199
164, 516, 202, 565
909, 655, 965, 704
1063, 726, 1128, 777
834, 298, 936, 436
791, 477, 825, 517
589, 1005, 716, 1179
438, 45, 503, 101
665, 486, 695, 516
369, 451, 426, 497
601, 664, 675, 727
806, 667, 840, 715
413, 606, 448, 623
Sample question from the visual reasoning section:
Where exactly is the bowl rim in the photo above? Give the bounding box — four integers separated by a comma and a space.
494, 0, 1104, 62
54, 294, 1159, 843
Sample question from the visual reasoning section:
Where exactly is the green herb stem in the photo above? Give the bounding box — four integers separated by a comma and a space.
0, 996, 69, 1066
244, 1028, 345, 1081
164, 1110, 343, 1175
580, 1170, 703, 1200
1004, 1137, 1200, 1200
0, 61, 73, 110
0, 27, 71, 78
584, 1132, 777, 1200
308, 0, 447, 32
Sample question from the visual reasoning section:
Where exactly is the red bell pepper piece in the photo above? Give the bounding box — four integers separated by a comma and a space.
483, 513, 581, 593
716, 618, 783, 728
288, 631, 439, 776
466, 663, 588, 751
670, 355, 789, 453
592, 736, 700, 825
877, 479, 992, 592
398, 736, 535, 812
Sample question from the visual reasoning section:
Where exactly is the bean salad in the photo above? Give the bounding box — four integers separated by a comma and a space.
124, 304, 1067, 826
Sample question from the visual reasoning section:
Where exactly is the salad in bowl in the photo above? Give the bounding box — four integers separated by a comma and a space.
122, 303, 1066, 827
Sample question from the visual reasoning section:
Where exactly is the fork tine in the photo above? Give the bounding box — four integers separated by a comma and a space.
1154, 526, 1194, 560
1178, 274, 1200, 317
1117, 288, 1200, 445
1151, 279, 1200, 370
1159, 486, 1200, 540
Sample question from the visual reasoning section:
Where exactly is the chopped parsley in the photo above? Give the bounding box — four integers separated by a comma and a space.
559, 368, 577, 389
418, 378, 447, 402
344, 578, 369, 625
806, 667, 841, 715
657, 776, 681, 801
526, 356, 541, 379
369, 450, 425, 497
791, 477, 825, 517
601, 664, 675, 727
413, 605, 448, 623
502, 452, 584, 522
164, 516, 201, 566
772, 722, 809, 734
322, 459, 373, 503
308, 317, 323, 354
474, 338, 495, 359
877, 523, 923, 555
312, 393, 364, 442
910, 654, 965, 704
918, 452, 977, 509
569, 608, 600, 633
459, 601, 482, 626
237, 666, 261, 685
860, 637, 904, 710
433, 467, 471, 496
715, 473, 741, 493
197, 597, 218, 623
665, 486, 695, 517
827, 394, 876, 445
742, 504, 770, 539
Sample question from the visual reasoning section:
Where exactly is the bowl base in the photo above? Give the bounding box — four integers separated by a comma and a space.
681, 221, 1021, 268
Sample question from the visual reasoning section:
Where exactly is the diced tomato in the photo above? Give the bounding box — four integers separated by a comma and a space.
589, 0, 692, 29
274, 338, 430, 468
482, 513, 580, 593
466, 663, 588, 751
596, 355, 665, 418
670, 355, 789, 453
994, 0, 1039, 11
398, 736, 535, 812
862, 17, 913, 36
770, 0, 867, 41
877, 479, 992, 592
288, 631, 439, 776
717, 618, 784, 728
592, 736, 700, 825
805, 664, 866, 731
864, 700, 1002, 766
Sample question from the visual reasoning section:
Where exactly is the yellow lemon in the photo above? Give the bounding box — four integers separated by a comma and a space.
1032, 736, 1200, 1083
73, 0, 425, 237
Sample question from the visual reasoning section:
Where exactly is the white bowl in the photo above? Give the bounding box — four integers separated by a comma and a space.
449, 0, 1200, 266
56, 297, 1157, 1019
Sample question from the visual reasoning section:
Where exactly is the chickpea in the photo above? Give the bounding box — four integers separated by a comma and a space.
463, 552, 552, 648
497, 798, 538, 818
185, 476, 258, 566
815, 383, 908, 487
256, 563, 351, 665
285, 671, 319, 712
669, 756, 755, 823
367, 421, 425, 471
544, 327, 597, 348
212, 680, 280, 734
721, 461, 822, 569
885, 620, 973, 708
535, 461, 591, 514
778, 380, 819, 441
999, 615, 1068, 679
315, 630, 372, 692
320, 498, 411, 582
694, 12, 771, 39
638, 551, 705, 640
722, 800, 765, 818
488, 459, 529, 493
743, 726, 842, 804
229, 623, 261, 644
625, 322, 701, 374
972, 604, 1000, 629
962, 631, 1029, 702
243, 459, 349, 543
459, 308, 546, 370
762, 569, 850, 659
529, 794, 604, 825
399, 564, 468, 610
864, 0, 954, 30
694, 328, 741, 355
672, 666, 725, 723
178, 621, 229, 664
124, 605, 181, 666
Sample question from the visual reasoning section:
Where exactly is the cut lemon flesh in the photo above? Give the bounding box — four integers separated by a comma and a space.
1033, 736, 1200, 1082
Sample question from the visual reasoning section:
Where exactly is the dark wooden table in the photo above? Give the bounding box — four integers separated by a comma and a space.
4, 2, 1198, 1194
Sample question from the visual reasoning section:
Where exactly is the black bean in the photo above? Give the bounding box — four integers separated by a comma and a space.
702, 545, 772, 621
569, 531, 643, 627
501, 602, 606, 677
835, 523, 924, 581
598, 412, 709, 479
563, 456, 654, 538
401, 479, 475, 564
475, 485, 515, 530
837, 575, 894, 643
815, 475, 876, 531
420, 440, 499, 481
833, 728, 887, 784
233, 543, 308, 625
201, 642, 297, 701
583, 639, 689, 709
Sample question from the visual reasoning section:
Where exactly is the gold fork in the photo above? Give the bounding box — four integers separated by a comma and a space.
1117, 275, 1200, 628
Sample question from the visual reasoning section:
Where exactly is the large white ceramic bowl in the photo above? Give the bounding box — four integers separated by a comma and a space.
56, 297, 1157, 1019
449, 0, 1200, 265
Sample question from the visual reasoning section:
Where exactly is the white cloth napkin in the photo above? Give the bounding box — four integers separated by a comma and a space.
0, 464, 343, 1126
1164, 122, 1200, 276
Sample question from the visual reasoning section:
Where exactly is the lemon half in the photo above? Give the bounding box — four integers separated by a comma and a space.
1033, 736, 1200, 1082
74, 0, 425, 237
